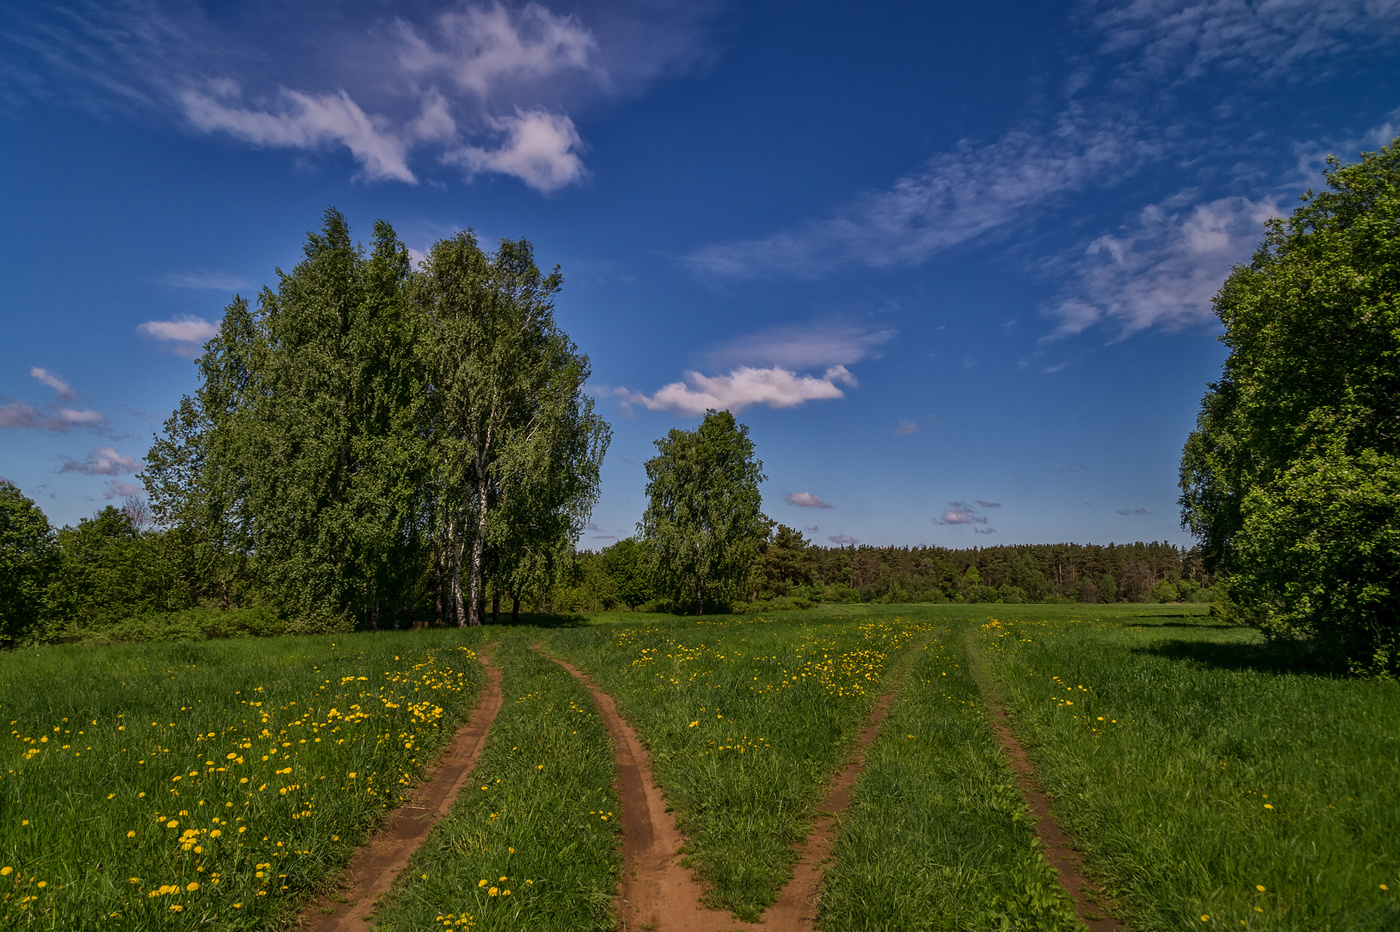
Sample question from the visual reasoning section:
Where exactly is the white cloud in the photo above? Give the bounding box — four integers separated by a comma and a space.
446, 109, 585, 192
705, 321, 894, 370
893, 420, 919, 436
103, 479, 145, 500
976, 500, 1002, 508
137, 315, 220, 355
30, 367, 76, 401
59, 446, 142, 476
683, 109, 1148, 280
182, 86, 416, 183
615, 365, 857, 416
934, 502, 989, 525
785, 492, 832, 509
1046, 194, 1281, 337
396, 2, 600, 97
0, 400, 106, 432
828, 534, 858, 545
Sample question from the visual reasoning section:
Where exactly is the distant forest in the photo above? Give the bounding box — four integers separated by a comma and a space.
549, 529, 1213, 615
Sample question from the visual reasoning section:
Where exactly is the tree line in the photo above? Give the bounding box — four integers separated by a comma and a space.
550, 529, 1212, 614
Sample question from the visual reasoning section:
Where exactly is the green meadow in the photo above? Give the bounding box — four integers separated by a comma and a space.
2, 605, 1396, 930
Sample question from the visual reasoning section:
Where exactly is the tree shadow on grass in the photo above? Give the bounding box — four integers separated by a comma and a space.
1132, 638, 1347, 676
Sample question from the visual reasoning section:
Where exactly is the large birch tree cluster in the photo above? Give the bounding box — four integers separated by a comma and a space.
142, 209, 609, 628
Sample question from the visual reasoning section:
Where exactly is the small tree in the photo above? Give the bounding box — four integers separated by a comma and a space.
639, 410, 768, 614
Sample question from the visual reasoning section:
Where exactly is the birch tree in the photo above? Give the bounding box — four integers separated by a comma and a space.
639, 409, 767, 614
416, 231, 609, 626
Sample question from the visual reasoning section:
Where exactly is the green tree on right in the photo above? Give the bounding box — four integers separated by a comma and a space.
1180, 139, 1400, 675
639, 409, 768, 614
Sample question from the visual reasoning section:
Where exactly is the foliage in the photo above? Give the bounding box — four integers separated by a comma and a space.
136, 209, 607, 633
1180, 139, 1400, 674
638, 410, 768, 614
0, 482, 56, 646
416, 230, 609, 626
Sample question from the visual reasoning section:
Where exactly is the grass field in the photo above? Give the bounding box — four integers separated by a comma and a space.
1, 603, 1396, 931
975, 610, 1400, 931
0, 629, 489, 929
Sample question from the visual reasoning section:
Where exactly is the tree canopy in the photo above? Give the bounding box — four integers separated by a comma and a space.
1180, 138, 1400, 674
639, 409, 768, 614
142, 209, 608, 628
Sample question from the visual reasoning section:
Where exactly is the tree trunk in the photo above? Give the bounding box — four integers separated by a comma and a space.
491, 588, 500, 625
511, 594, 520, 624
467, 478, 490, 624
451, 529, 467, 627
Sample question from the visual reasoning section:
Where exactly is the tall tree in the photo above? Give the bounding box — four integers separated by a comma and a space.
639, 409, 768, 614
416, 231, 609, 626
1180, 139, 1400, 673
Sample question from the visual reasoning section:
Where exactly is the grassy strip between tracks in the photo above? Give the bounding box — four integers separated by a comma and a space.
817, 628, 1082, 931
370, 632, 621, 932
546, 612, 930, 922
976, 613, 1400, 931
0, 628, 488, 929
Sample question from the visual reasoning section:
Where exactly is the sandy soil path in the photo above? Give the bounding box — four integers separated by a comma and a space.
299, 645, 503, 932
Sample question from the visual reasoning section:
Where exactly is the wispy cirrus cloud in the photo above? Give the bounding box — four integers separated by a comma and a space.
158, 270, 255, 292
1046, 194, 1280, 338
30, 367, 76, 401
1083, 0, 1400, 83
59, 446, 142, 476
1117, 507, 1149, 516
137, 315, 219, 356
704, 320, 895, 370
610, 365, 857, 417
785, 492, 832, 509
893, 420, 919, 436
683, 108, 1149, 280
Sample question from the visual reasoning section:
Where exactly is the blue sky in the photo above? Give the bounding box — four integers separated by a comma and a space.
3, 0, 1399, 549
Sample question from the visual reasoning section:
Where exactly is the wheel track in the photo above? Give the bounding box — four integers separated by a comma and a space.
299, 644, 504, 932
965, 627, 1127, 931
536, 633, 929, 931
